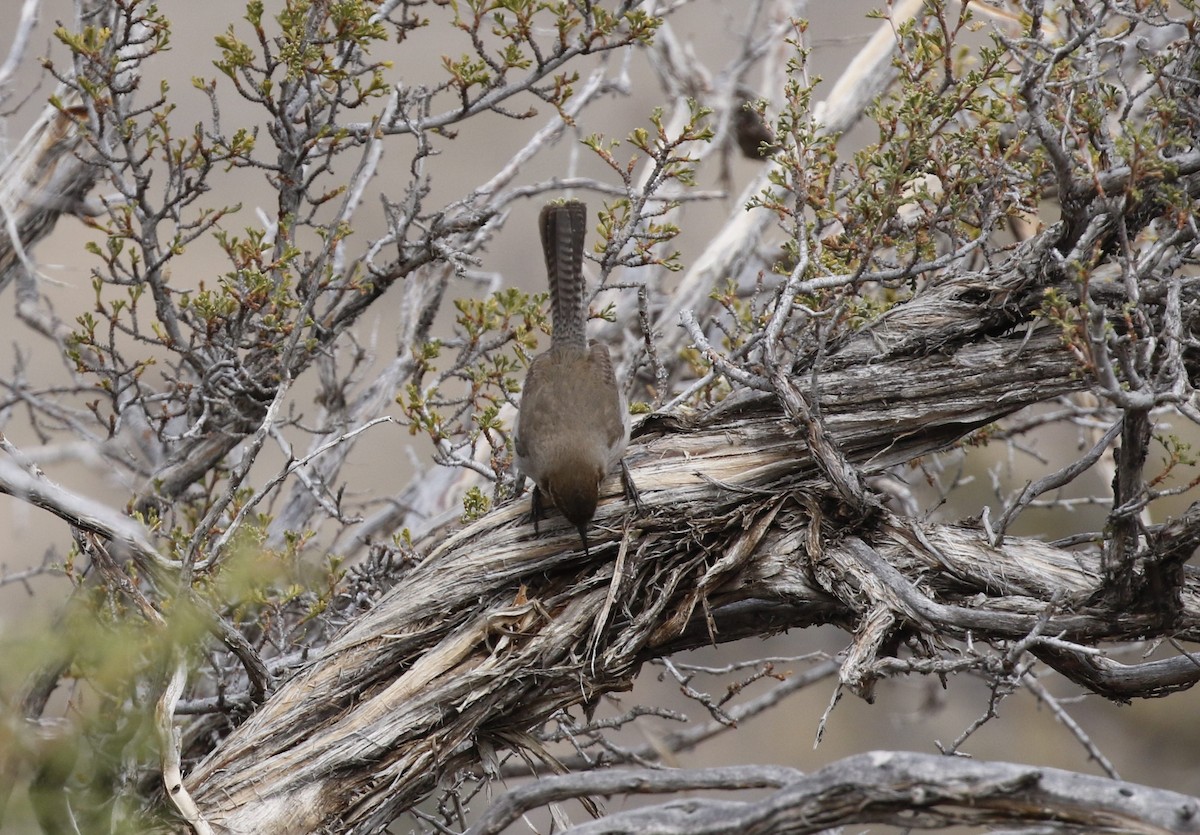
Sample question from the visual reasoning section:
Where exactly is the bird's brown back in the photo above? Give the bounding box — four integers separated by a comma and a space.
516, 343, 625, 472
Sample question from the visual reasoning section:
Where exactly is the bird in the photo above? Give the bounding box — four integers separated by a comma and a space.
514, 199, 631, 555
733, 88, 778, 160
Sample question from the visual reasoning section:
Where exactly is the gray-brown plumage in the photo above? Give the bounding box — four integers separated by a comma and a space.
734, 90, 778, 160
514, 200, 629, 554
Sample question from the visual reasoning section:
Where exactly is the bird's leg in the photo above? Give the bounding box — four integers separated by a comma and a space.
620, 458, 643, 514
577, 524, 590, 558
530, 484, 544, 535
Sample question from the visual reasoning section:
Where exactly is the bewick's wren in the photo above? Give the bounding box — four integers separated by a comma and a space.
734, 88, 778, 160
514, 200, 630, 554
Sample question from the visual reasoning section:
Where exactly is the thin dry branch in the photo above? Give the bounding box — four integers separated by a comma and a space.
505, 751, 1200, 834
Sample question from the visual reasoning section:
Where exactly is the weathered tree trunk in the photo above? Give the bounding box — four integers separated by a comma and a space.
185, 258, 1200, 832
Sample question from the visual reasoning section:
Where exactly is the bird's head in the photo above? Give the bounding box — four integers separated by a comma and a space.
544, 464, 603, 529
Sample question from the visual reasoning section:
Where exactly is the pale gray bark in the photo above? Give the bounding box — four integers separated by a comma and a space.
470, 752, 1200, 835
182, 270, 1200, 831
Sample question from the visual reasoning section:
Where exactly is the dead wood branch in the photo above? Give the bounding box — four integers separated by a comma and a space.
183, 269, 1200, 831
473, 751, 1200, 835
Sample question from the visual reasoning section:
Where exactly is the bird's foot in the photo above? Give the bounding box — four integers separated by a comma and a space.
530, 484, 545, 535
620, 458, 644, 514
